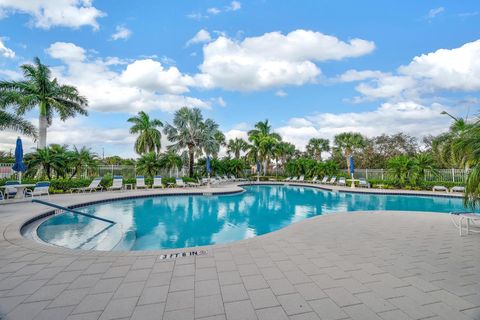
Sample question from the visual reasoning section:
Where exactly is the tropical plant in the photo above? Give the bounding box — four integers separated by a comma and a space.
227, 138, 250, 159
306, 138, 330, 161
333, 132, 366, 173
68, 146, 98, 179
127, 111, 163, 155
163, 107, 223, 177
25, 146, 67, 179
158, 150, 183, 177
387, 155, 415, 186
0, 108, 37, 138
0, 57, 88, 148
136, 152, 161, 178
248, 120, 282, 174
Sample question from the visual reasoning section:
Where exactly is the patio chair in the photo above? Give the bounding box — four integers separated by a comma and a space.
70, 177, 103, 193
25, 182, 50, 199
284, 177, 292, 181
451, 212, 480, 236
432, 185, 448, 192
4, 180, 20, 199
291, 176, 298, 181
108, 176, 124, 191
310, 176, 318, 183
327, 176, 337, 184
135, 176, 148, 190
187, 179, 201, 187
451, 186, 465, 193
319, 176, 328, 184
175, 178, 187, 188
358, 178, 370, 188
337, 177, 346, 186
201, 178, 209, 185
152, 176, 164, 189
298, 175, 305, 182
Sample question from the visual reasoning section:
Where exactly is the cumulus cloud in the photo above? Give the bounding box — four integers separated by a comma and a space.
275, 90, 288, 97
0, 0, 105, 29
45, 42, 210, 113
196, 29, 375, 91
276, 102, 452, 150
345, 40, 480, 101
227, 1, 241, 11
111, 25, 132, 41
0, 38, 14, 58
186, 29, 212, 46
207, 7, 220, 15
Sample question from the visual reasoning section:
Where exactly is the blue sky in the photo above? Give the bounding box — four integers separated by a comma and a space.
0, 0, 479, 157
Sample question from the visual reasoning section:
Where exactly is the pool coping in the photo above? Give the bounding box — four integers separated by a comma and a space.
4, 182, 466, 258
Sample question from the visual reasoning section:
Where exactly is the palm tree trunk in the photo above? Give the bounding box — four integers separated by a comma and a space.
188, 146, 194, 177
38, 102, 48, 149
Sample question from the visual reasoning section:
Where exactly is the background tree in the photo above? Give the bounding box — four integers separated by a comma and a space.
127, 111, 163, 155
68, 146, 97, 178
227, 138, 250, 159
0, 108, 37, 138
305, 138, 330, 161
25, 146, 67, 179
158, 150, 183, 177
248, 120, 282, 175
0, 57, 88, 148
136, 152, 161, 178
333, 132, 366, 173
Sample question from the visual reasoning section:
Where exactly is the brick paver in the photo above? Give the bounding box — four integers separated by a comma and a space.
0, 183, 478, 319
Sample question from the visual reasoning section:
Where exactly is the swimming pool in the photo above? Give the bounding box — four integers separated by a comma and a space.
35, 185, 468, 251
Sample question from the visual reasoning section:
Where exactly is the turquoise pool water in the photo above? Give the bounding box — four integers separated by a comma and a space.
36, 185, 468, 251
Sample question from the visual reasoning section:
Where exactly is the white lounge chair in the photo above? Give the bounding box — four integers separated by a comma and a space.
135, 176, 148, 189
25, 182, 50, 199
71, 177, 103, 193
310, 176, 318, 183
152, 176, 164, 189
451, 212, 480, 236
108, 176, 123, 191
284, 177, 292, 181
433, 185, 448, 192
187, 179, 201, 187
337, 177, 346, 186
327, 176, 337, 184
291, 176, 298, 181
201, 178, 209, 185
319, 176, 328, 184
451, 186, 465, 193
298, 175, 305, 182
3, 181, 20, 199
358, 178, 369, 188
175, 178, 187, 188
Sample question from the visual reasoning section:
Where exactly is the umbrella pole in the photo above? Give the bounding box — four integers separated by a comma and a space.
19, 172, 22, 184
351, 172, 355, 188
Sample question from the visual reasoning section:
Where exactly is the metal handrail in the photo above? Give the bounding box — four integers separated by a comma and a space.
32, 199, 116, 225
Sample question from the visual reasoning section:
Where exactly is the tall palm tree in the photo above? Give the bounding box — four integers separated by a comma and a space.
0, 108, 37, 138
333, 132, 366, 172
25, 146, 67, 179
163, 107, 223, 177
274, 142, 296, 172
0, 57, 88, 148
306, 138, 330, 161
127, 111, 163, 155
248, 120, 282, 175
227, 138, 250, 159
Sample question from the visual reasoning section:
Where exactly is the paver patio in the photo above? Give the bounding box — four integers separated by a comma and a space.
0, 183, 479, 319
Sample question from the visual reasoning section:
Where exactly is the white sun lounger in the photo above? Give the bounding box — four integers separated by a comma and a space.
337, 177, 346, 186
291, 176, 298, 181
451, 212, 480, 236
319, 176, 328, 184
310, 176, 318, 183
136, 176, 148, 189
70, 178, 103, 193
358, 178, 369, 188
451, 186, 465, 193
108, 176, 123, 191
175, 178, 187, 188
433, 185, 448, 192
298, 175, 305, 182
25, 182, 51, 199
152, 176, 164, 189
328, 176, 337, 184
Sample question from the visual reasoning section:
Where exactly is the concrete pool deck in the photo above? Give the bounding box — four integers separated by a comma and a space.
0, 183, 479, 319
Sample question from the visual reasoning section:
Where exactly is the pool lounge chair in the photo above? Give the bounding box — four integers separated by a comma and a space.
327, 176, 337, 184
451, 186, 465, 193
136, 176, 148, 189
71, 177, 103, 193
358, 178, 370, 188
298, 175, 305, 182
433, 185, 448, 192
175, 178, 187, 188
284, 177, 292, 181
319, 176, 328, 184
291, 176, 298, 181
451, 212, 480, 236
108, 176, 124, 191
337, 177, 346, 186
310, 176, 318, 183
25, 182, 50, 199
3, 180, 20, 199
187, 179, 201, 187
152, 176, 164, 189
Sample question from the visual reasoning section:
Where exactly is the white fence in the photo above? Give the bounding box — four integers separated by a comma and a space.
340, 168, 470, 183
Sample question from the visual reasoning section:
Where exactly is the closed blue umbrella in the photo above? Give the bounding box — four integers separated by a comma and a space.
206, 155, 211, 174
12, 137, 26, 183
349, 155, 355, 174
256, 161, 261, 173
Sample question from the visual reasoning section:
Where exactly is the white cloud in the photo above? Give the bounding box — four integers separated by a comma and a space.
45, 42, 210, 113
346, 40, 480, 101
0, 0, 105, 29
196, 29, 375, 91
276, 101, 452, 150
186, 29, 212, 46
0, 38, 14, 58
227, 1, 241, 11
207, 7, 220, 15
275, 90, 288, 97
111, 25, 132, 41
425, 7, 445, 19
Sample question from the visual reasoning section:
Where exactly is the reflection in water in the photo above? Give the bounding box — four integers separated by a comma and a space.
37, 185, 469, 251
